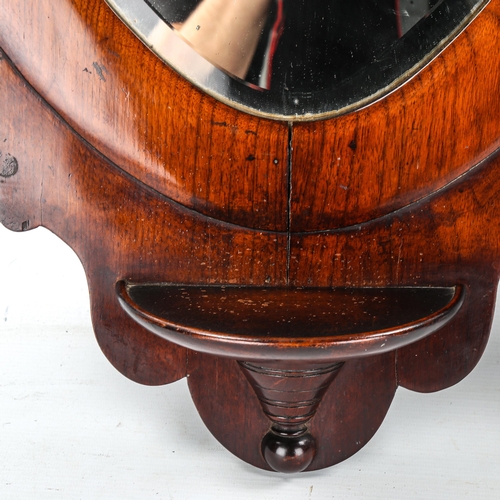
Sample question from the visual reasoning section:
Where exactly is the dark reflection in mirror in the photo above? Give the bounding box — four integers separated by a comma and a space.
146, 0, 443, 91
108, 0, 484, 117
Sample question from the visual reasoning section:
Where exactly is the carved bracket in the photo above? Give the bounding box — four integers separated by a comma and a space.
117, 282, 464, 472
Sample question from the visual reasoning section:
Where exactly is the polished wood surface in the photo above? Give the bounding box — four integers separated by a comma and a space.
0, 52, 287, 385
240, 360, 343, 473
0, 0, 290, 231
188, 350, 398, 471
291, 3, 500, 230
1, 0, 499, 473
117, 283, 463, 361
1, 0, 499, 232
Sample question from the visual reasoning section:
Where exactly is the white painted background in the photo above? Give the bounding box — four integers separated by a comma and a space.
1, 224, 499, 499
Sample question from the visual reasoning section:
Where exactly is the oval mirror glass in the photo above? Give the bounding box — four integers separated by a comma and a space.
105, 0, 487, 119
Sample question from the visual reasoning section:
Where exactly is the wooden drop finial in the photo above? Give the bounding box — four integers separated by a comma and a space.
239, 361, 343, 472
262, 431, 316, 474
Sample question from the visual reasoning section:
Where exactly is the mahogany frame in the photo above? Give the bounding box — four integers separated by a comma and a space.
1, 0, 499, 473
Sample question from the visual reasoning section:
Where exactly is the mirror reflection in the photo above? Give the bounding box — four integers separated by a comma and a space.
107, 0, 485, 117
147, 0, 441, 90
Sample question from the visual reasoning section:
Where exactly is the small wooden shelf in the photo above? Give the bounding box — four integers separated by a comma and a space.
116, 282, 464, 362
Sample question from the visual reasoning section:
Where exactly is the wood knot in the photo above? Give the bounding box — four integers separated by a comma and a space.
0, 152, 19, 178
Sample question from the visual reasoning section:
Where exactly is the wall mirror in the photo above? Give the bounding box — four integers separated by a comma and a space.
105, 0, 485, 119
1, 0, 500, 477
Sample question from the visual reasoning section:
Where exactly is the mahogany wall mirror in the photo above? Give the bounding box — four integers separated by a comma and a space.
1, 0, 499, 475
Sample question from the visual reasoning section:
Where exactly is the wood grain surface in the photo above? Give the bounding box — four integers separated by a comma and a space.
0, 0, 290, 231
1, 0, 499, 472
290, 2, 500, 230
0, 53, 287, 384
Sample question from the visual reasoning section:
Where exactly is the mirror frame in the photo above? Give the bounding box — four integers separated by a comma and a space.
105, 0, 488, 120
